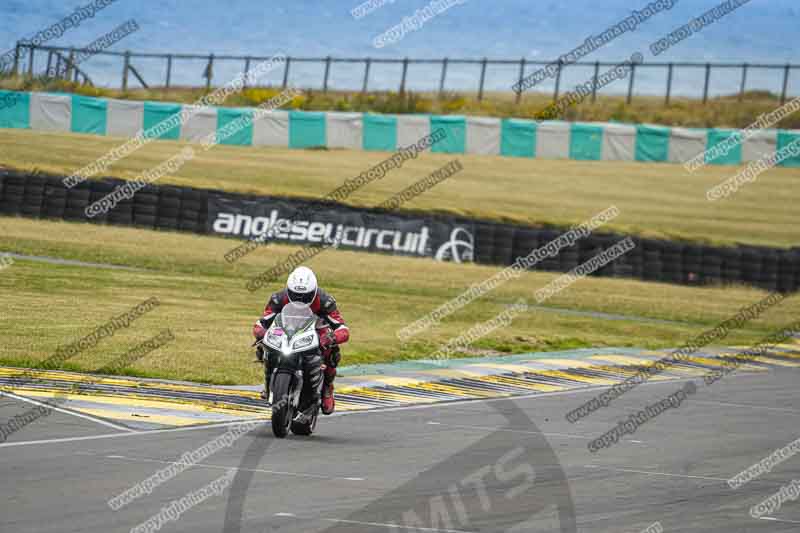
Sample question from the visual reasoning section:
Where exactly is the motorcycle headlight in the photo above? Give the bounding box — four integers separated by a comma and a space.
265, 333, 282, 349
292, 335, 314, 350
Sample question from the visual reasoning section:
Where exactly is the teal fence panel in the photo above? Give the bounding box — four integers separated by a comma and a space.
500, 119, 536, 158
430, 116, 466, 153
635, 125, 670, 162
217, 108, 253, 146
569, 123, 603, 160
0, 90, 30, 129
777, 131, 800, 167
363, 114, 397, 151
143, 101, 182, 140
71, 94, 107, 135
705, 129, 742, 165
289, 111, 326, 148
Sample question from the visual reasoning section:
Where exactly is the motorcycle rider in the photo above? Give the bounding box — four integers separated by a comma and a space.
252, 266, 349, 415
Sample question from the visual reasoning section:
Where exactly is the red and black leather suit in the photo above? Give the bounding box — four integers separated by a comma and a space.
252, 288, 349, 389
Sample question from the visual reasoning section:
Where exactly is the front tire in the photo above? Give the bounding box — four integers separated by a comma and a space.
271, 373, 294, 438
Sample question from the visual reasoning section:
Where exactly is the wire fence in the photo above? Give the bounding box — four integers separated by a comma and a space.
7, 42, 799, 105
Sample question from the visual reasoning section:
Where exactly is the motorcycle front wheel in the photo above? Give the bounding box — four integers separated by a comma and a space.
271, 372, 294, 438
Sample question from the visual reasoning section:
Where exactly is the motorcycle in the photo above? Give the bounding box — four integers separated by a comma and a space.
259, 301, 324, 438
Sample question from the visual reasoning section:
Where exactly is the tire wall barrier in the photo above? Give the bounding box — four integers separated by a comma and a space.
0, 169, 797, 293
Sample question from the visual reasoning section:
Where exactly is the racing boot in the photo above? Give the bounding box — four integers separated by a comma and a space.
321, 366, 336, 415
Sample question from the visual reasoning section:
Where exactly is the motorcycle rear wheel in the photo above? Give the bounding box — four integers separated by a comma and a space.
271, 373, 294, 438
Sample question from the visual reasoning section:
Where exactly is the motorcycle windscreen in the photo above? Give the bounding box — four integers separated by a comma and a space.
278, 302, 317, 339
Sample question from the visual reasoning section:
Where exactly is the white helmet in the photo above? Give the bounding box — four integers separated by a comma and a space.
286, 266, 318, 305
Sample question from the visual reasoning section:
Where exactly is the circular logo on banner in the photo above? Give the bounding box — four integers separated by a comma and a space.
435, 227, 474, 263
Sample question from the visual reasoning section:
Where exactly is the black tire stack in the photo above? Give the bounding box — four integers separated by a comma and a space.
559, 234, 581, 273
64, 182, 92, 222
87, 180, 113, 225
626, 237, 644, 280
740, 247, 762, 287
511, 228, 539, 270
642, 240, 663, 282
179, 189, 208, 234
538, 229, 561, 272
700, 247, 723, 286
682, 244, 703, 286
43, 176, 68, 220
132, 186, 158, 229
473, 223, 495, 265
660, 241, 684, 284
21, 174, 46, 219
491, 224, 515, 266
759, 249, 779, 292
778, 251, 797, 293
0, 172, 25, 216
102, 179, 134, 227
721, 247, 742, 286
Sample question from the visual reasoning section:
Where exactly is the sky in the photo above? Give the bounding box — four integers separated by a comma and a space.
1, 0, 798, 97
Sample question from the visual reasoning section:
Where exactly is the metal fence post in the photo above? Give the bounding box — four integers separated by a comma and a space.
45, 51, 53, 78
553, 59, 563, 102
242, 56, 250, 89
591, 61, 600, 103
362, 58, 371, 94
439, 57, 448, 98
122, 51, 130, 91
780, 64, 790, 105
205, 53, 214, 91
165, 54, 173, 89
739, 63, 748, 101
515, 58, 525, 104
27, 46, 35, 77
323, 56, 331, 92
702, 63, 711, 104
66, 48, 76, 81
478, 57, 487, 101
282, 56, 291, 89
12, 42, 21, 75
627, 62, 636, 104
399, 57, 409, 94
665, 63, 673, 105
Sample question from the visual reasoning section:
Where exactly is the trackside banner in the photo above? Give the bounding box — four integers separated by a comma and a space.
207, 195, 475, 263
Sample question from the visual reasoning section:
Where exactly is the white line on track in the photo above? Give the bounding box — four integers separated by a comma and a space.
322, 517, 478, 532
583, 464, 730, 482
0, 390, 135, 433
272, 512, 479, 532
100, 454, 366, 482
425, 420, 629, 442
691, 399, 800, 414
583, 464, 788, 488
0, 417, 264, 448
758, 516, 800, 524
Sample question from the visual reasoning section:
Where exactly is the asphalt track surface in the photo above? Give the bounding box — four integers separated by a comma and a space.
2, 368, 799, 532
